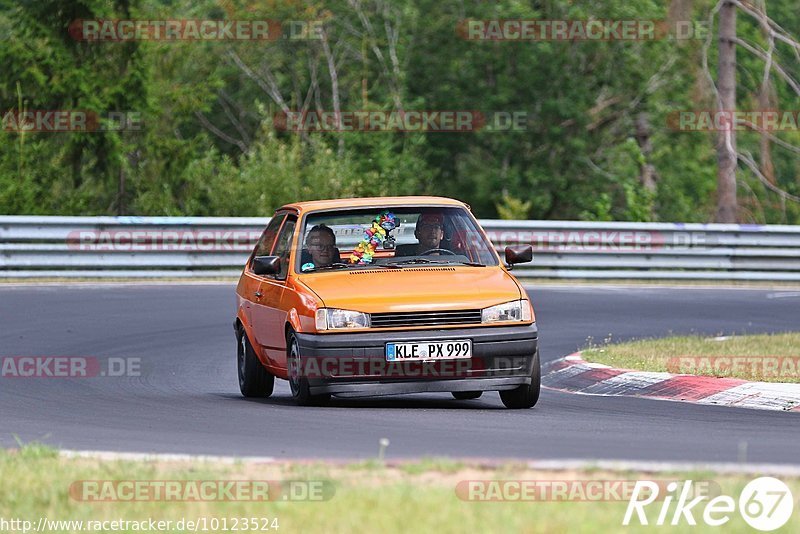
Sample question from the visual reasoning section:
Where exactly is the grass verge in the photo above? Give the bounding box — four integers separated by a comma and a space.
1, 445, 799, 533
582, 333, 800, 383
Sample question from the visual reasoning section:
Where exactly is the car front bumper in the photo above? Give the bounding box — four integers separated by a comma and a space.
294, 323, 538, 397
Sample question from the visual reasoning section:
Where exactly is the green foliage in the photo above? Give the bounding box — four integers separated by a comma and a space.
495, 192, 532, 220
1, 0, 799, 222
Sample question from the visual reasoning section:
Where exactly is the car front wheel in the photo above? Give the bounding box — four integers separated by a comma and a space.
237, 328, 274, 398
499, 349, 540, 409
287, 331, 330, 406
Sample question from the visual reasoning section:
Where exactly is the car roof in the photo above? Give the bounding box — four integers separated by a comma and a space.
277, 196, 469, 214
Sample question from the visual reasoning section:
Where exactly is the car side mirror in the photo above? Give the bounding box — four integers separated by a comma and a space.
252, 255, 281, 276
505, 245, 533, 266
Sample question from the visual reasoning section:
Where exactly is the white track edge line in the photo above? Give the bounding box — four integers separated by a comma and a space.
59, 450, 276, 463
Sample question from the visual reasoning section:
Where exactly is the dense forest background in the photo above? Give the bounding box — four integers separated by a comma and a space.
1, 0, 799, 222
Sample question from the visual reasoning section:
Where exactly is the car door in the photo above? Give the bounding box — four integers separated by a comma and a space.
241, 213, 285, 332
250, 214, 297, 369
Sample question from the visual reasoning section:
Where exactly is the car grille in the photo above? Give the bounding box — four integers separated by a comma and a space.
370, 309, 482, 328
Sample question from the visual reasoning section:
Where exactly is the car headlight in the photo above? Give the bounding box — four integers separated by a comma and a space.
315, 308, 371, 330
481, 299, 533, 323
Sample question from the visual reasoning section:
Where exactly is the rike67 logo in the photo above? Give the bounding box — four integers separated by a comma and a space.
624, 477, 794, 531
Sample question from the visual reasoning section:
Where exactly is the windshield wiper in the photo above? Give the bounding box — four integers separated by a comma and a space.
304, 262, 405, 272
385, 258, 487, 267
384, 258, 451, 266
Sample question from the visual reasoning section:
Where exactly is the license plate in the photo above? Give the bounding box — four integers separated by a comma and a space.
386, 340, 472, 362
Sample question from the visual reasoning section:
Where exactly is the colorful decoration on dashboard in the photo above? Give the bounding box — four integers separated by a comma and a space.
348, 211, 399, 264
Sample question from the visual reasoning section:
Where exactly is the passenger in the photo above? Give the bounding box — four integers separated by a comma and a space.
305, 224, 338, 267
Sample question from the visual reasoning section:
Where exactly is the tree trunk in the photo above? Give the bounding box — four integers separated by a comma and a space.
117, 166, 125, 216
668, 0, 693, 27
634, 112, 658, 194
715, 1, 738, 223
758, 83, 776, 186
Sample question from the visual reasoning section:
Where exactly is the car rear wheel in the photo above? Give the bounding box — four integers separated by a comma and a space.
452, 391, 482, 400
287, 332, 330, 406
499, 349, 540, 409
237, 328, 274, 398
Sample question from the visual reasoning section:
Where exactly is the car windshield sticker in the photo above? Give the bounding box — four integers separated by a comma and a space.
348, 211, 399, 264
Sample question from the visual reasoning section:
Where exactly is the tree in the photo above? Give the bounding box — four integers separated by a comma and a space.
704, 0, 800, 222
715, 1, 738, 222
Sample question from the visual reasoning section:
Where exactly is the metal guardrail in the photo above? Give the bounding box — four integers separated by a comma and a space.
2, 216, 800, 280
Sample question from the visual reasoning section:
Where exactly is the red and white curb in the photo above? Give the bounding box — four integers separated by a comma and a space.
543, 353, 800, 412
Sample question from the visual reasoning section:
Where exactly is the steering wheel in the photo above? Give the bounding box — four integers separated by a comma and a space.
420, 248, 456, 256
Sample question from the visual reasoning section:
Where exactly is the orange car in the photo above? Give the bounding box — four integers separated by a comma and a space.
234, 196, 538, 408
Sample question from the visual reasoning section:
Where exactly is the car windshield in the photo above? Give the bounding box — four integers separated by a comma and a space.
296, 206, 499, 272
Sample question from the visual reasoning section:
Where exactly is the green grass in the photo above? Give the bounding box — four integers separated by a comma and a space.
582, 333, 800, 383
2, 445, 799, 533
395, 457, 467, 475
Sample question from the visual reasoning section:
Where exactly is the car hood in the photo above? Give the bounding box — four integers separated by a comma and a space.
297, 266, 522, 313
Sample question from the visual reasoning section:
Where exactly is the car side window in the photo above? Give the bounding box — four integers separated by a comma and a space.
251, 214, 285, 262
271, 217, 297, 280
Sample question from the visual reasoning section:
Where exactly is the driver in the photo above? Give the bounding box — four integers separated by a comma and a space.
395, 212, 446, 256
305, 224, 338, 267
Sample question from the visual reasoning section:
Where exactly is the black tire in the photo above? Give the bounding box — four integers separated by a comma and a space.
499, 349, 541, 409
287, 332, 330, 406
452, 391, 483, 400
237, 328, 274, 398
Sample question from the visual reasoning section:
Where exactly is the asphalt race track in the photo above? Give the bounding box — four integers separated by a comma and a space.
1, 284, 799, 463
